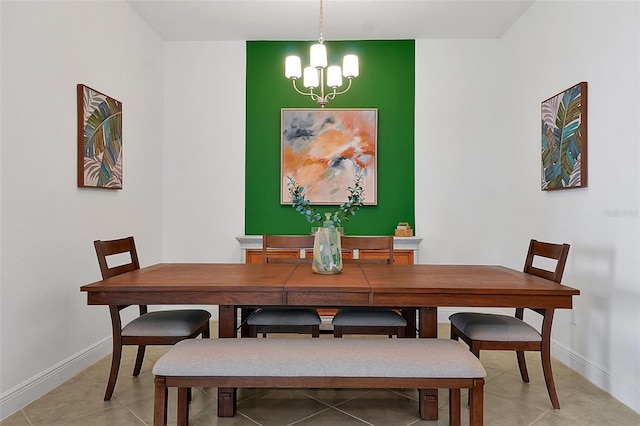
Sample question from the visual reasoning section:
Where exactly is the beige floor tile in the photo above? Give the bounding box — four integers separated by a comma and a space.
484, 369, 564, 410
0, 411, 31, 426
123, 387, 216, 425
237, 389, 332, 426
541, 384, 640, 426
298, 388, 373, 406
49, 404, 146, 426
20, 372, 111, 426
290, 407, 373, 425
188, 406, 261, 426
480, 392, 549, 426
334, 389, 422, 426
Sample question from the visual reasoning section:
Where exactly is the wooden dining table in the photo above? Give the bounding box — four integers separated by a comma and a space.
81, 262, 580, 420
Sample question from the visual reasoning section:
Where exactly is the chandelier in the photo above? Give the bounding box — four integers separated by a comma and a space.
284, 0, 359, 108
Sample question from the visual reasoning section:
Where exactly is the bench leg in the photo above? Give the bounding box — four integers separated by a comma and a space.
449, 388, 461, 426
469, 379, 484, 426
178, 387, 190, 426
153, 376, 168, 426
418, 307, 439, 420
218, 387, 237, 417
418, 388, 438, 420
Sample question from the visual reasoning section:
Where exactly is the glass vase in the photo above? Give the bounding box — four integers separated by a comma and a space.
312, 227, 343, 274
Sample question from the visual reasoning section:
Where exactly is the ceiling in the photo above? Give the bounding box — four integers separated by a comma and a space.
126, 0, 535, 41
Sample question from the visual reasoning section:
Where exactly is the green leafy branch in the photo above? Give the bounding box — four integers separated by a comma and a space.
287, 174, 364, 228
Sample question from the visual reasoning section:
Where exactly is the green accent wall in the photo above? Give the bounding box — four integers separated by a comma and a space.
246, 40, 415, 235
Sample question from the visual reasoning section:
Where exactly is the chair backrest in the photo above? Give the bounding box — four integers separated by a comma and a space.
340, 235, 394, 264
523, 239, 570, 283
94, 236, 141, 279
262, 235, 315, 264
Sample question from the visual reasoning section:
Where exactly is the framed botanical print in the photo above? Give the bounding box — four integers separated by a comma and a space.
541, 82, 587, 190
77, 84, 123, 189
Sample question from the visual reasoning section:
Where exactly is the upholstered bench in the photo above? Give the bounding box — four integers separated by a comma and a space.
152, 338, 486, 426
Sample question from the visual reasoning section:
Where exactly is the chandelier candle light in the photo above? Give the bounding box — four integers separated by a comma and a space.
284, 0, 359, 107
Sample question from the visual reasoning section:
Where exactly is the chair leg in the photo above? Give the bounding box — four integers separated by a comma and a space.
516, 350, 530, 383
133, 345, 146, 376
333, 326, 343, 338
202, 322, 211, 339
104, 341, 123, 401
467, 342, 481, 407
312, 325, 320, 338
541, 348, 560, 409
450, 326, 459, 341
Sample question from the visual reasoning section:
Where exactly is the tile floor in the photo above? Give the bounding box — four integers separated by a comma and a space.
2, 323, 639, 426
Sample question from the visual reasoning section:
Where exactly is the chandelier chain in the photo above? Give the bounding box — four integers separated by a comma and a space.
318, 0, 324, 44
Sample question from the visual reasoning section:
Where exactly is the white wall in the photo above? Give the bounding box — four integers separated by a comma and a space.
162, 42, 246, 264
0, 0, 164, 418
415, 0, 640, 412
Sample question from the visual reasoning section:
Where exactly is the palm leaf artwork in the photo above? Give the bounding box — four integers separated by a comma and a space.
79, 85, 122, 189
541, 82, 587, 190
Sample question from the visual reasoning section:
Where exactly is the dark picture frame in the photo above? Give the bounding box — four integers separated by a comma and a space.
77, 84, 123, 189
541, 82, 588, 190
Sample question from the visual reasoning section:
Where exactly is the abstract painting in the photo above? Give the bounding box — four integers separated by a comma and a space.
281, 109, 377, 205
77, 84, 123, 189
541, 82, 587, 190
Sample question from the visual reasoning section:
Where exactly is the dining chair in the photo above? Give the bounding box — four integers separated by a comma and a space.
332, 235, 408, 338
449, 239, 570, 409
246, 235, 322, 338
94, 236, 211, 401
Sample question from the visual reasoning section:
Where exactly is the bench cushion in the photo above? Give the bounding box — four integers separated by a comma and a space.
152, 338, 486, 379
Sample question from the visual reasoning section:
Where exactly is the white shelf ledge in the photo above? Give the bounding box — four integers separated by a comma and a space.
236, 235, 422, 263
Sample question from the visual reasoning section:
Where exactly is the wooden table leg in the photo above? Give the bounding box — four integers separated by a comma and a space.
418, 307, 439, 420
240, 307, 254, 337
218, 305, 237, 338
419, 307, 438, 338
401, 308, 417, 338
217, 305, 237, 417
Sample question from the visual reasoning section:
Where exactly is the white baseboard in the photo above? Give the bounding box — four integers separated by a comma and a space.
552, 340, 640, 414
0, 337, 111, 421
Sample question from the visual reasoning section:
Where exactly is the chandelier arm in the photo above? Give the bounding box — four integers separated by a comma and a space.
291, 79, 320, 101
325, 78, 353, 101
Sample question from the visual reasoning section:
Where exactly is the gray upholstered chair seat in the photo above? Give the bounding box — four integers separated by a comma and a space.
449, 312, 541, 342
332, 308, 407, 327
122, 310, 212, 337
153, 338, 486, 379
247, 308, 321, 326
